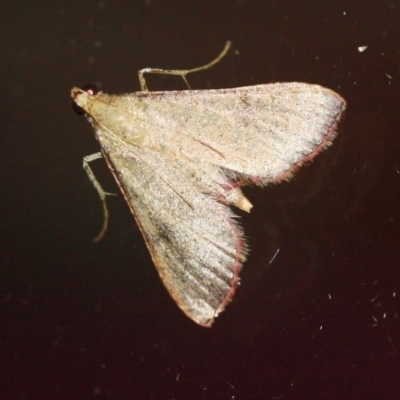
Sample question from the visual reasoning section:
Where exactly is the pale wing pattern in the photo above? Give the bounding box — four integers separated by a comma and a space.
100, 137, 246, 327
130, 83, 346, 182
72, 82, 345, 327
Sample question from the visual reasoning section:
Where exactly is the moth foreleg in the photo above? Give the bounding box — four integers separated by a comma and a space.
83, 152, 117, 243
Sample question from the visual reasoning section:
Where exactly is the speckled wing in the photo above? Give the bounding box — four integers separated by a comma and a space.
101, 139, 246, 327
130, 83, 346, 183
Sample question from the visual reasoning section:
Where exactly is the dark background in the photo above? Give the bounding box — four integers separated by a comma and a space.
1, 1, 399, 399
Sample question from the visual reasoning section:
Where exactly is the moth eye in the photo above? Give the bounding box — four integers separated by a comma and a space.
72, 84, 99, 115
81, 84, 99, 96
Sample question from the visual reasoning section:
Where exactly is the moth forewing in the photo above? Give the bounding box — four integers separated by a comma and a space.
125, 83, 345, 182
71, 46, 345, 327
97, 129, 247, 327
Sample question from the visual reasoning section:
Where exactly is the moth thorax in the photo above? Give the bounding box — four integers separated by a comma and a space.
89, 97, 148, 145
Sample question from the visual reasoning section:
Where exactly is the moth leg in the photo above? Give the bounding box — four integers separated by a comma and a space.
83, 152, 117, 243
138, 41, 232, 92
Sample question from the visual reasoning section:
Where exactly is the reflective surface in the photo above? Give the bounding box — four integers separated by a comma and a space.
1, 1, 399, 399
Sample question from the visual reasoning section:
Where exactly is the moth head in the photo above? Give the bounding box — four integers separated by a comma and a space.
71, 84, 99, 115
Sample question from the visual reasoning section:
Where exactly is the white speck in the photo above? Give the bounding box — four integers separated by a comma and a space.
268, 248, 280, 265
358, 46, 368, 52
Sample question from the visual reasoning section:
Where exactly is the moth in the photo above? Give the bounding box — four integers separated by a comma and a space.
71, 42, 346, 327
